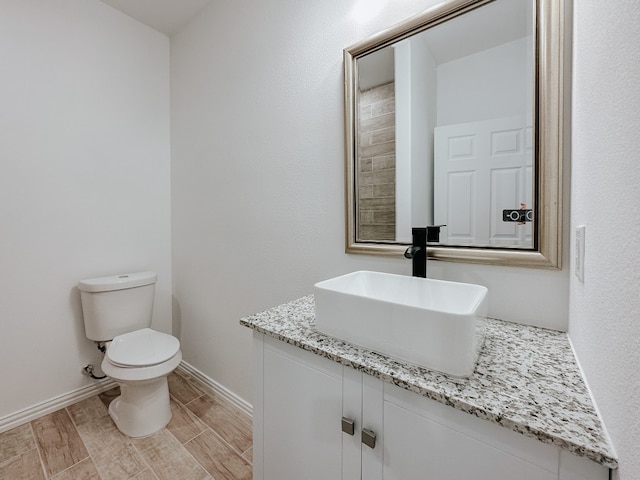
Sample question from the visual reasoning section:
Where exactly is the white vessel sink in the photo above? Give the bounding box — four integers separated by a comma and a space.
314, 271, 488, 376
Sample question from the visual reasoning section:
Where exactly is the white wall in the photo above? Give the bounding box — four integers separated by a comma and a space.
437, 37, 530, 126
0, 1, 171, 421
171, 0, 570, 404
569, 1, 640, 478
394, 36, 437, 242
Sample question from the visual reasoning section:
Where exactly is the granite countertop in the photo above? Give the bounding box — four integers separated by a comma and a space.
240, 295, 618, 469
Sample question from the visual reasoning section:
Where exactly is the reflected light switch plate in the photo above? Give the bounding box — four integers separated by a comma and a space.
575, 225, 586, 282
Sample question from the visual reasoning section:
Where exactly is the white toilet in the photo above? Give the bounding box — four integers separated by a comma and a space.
78, 271, 181, 438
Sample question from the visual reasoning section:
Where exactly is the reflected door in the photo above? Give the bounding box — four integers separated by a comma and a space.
434, 116, 533, 246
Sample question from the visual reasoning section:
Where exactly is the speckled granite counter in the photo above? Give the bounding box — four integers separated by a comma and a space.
240, 295, 618, 469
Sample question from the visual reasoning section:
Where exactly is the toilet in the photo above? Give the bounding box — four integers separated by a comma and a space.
78, 271, 181, 437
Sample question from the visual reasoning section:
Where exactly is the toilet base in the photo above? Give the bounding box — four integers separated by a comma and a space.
109, 376, 172, 437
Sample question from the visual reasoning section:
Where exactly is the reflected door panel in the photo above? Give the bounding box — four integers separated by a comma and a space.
434, 116, 533, 247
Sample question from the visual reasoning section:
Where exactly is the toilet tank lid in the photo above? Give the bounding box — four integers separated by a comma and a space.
78, 272, 157, 293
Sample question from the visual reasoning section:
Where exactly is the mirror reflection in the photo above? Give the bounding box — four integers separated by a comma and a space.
354, 0, 535, 248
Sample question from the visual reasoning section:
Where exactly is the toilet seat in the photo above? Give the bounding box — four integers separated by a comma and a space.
107, 328, 180, 368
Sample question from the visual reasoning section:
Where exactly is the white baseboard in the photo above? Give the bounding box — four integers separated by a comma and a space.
177, 361, 252, 419
0, 361, 252, 434
0, 379, 117, 434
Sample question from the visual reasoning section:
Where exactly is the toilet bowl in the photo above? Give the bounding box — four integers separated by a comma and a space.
101, 328, 182, 437
78, 272, 182, 438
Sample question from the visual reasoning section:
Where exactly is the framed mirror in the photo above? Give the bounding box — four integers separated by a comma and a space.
344, 0, 564, 268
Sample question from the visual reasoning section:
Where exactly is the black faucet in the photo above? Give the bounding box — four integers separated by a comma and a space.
404, 226, 444, 278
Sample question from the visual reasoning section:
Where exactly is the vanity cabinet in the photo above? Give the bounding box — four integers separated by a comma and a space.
252, 332, 608, 480
256, 333, 343, 479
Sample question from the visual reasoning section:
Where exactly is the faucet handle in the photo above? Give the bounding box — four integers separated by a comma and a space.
426, 225, 446, 243
404, 245, 422, 259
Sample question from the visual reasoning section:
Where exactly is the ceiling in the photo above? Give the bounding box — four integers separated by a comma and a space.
99, 0, 213, 36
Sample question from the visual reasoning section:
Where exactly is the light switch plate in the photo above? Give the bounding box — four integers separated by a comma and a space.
575, 225, 586, 282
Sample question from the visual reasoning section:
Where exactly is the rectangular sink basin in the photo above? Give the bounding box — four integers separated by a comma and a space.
314, 271, 488, 376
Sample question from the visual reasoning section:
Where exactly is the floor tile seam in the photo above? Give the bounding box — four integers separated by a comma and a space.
169, 393, 183, 406
175, 371, 242, 416
127, 425, 212, 479
181, 392, 207, 408
69, 396, 159, 480
48, 456, 98, 480
64, 406, 86, 431
192, 423, 253, 465
29, 420, 52, 480
169, 396, 212, 444
128, 432, 161, 478
64, 403, 109, 430
181, 403, 222, 441
190, 390, 252, 427
170, 392, 205, 411
169, 371, 253, 470
0, 446, 26, 468
175, 371, 208, 394
83, 435, 152, 480
163, 428, 214, 479
50, 407, 104, 480
0, 425, 36, 465
240, 449, 252, 465
137, 466, 161, 480
172, 371, 208, 404
174, 427, 206, 447
52, 408, 92, 469
215, 404, 253, 432
0, 445, 40, 471
181, 398, 253, 457
198, 391, 251, 426
182, 430, 218, 477
62, 405, 116, 478
174, 372, 252, 427
142, 466, 161, 480
241, 445, 252, 458
221, 402, 252, 427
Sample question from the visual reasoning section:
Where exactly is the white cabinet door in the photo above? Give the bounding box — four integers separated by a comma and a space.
380, 384, 559, 480
382, 402, 557, 480
342, 367, 363, 480
361, 375, 384, 480
260, 336, 343, 480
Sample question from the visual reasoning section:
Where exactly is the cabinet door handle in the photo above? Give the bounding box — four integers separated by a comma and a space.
361, 428, 376, 449
341, 417, 355, 436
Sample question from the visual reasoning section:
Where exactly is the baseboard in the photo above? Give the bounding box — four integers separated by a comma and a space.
0, 362, 252, 434
0, 379, 117, 434
177, 361, 252, 419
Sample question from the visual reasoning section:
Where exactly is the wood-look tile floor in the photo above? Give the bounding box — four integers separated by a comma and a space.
0, 370, 252, 480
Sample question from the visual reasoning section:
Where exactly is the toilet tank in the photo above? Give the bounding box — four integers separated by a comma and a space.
78, 272, 157, 342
